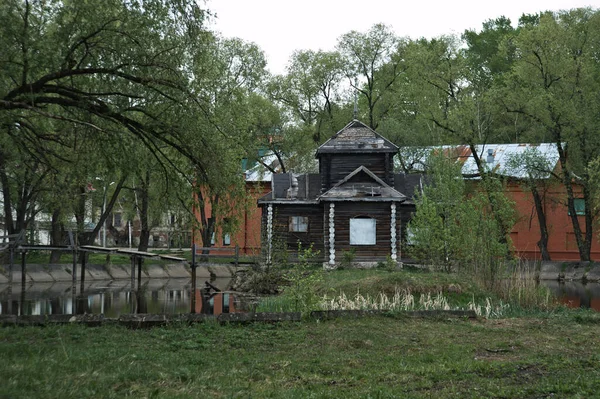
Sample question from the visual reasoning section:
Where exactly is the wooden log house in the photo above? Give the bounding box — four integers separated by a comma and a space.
258, 120, 420, 267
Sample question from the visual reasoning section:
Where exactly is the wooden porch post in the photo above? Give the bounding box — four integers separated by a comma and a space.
328, 203, 335, 267
390, 203, 397, 261
266, 204, 273, 265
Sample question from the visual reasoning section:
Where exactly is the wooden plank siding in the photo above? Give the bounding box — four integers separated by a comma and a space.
324, 202, 400, 262
320, 154, 394, 192
265, 204, 325, 262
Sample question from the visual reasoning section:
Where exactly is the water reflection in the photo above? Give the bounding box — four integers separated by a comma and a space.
0, 278, 238, 317
543, 281, 600, 311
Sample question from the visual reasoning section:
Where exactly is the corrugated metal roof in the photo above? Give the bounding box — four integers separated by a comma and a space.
463, 143, 559, 179
398, 143, 559, 179
244, 153, 280, 182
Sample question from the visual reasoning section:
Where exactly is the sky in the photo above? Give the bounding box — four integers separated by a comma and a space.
206, 0, 599, 75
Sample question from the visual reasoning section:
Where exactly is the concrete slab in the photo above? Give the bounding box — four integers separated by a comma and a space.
0, 273, 8, 284
47, 264, 74, 282
208, 265, 235, 278
144, 264, 170, 279
564, 264, 586, 281
165, 263, 191, 278
585, 266, 600, 282
85, 264, 112, 280
8, 270, 33, 283
23, 264, 55, 282
195, 267, 213, 279
106, 264, 131, 279
539, 262, 562, 280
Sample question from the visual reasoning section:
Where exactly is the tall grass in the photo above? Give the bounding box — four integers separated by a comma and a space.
470, 261, 554, 310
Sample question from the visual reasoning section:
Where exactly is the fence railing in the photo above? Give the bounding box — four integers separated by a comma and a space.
192, 244, 239, 266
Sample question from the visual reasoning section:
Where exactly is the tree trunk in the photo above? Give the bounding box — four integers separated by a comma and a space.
78, 176, 128, 247
0, 151, 15, 235
530, 185, 551, 261
556, 142, 590, 261
137, 170, 151, 252
49, 208, 64, 263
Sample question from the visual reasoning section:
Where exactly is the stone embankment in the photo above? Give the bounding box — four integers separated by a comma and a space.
539, 261, 600, 282
0, 263, 238, 284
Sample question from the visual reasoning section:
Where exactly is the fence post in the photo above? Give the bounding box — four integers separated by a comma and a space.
137, 257, 143, 288
8, 246, 14, 285
20, 251, 26, 288
72, 247, 77, 293
191, 243, 197, 313
130, 256, 136, 288
80, 253, 87, 293
235, 245, 239, 267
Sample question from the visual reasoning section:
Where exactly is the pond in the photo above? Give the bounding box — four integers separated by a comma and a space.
3, 278, 599, 317
0, 278, 254, 317
542, 281, 600, 311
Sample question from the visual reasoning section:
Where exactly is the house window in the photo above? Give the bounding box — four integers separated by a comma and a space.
289, 216, 308, 232
350, 218, 376, 245
568, 199, 585, 216
223, 233, 231, 246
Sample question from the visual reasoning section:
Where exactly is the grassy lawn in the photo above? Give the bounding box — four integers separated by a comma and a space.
2, 268, 598, 397
1, 313, 600, 398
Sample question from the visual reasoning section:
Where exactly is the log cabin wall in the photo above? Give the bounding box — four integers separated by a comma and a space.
320, 153, 393, 192
324, 202, 401, 263
268, 204, 325, 262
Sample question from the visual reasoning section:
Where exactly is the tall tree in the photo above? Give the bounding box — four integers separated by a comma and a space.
502, 8, 600, 261
268, 50, 344, 143
336, 23, 407, 129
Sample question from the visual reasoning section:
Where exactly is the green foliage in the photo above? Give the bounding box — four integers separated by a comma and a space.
409, 152, 515, 287
339, 248, 356, 269
282, 244, 323, 314
408, 152, 469, 272
376, 255, 398, 272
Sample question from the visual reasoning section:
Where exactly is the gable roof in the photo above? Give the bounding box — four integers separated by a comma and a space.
319, 166, 407, 202
316, 120, 398, 155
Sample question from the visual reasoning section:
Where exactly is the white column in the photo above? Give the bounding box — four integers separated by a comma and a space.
390, 203, 397, 261
266, 204, 273, 264
328, 203, 336, 266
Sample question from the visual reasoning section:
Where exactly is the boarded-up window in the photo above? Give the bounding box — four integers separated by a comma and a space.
350, 218, 376, 245
289, 216, 308, 232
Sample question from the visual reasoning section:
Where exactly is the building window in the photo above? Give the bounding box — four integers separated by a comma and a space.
568, 199, 585, 216
223, 218, 231, 245
289, 216, 308, 232
350, 218, 376, 245
113, 212, 122, 227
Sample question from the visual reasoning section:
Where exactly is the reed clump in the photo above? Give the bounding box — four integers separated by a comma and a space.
320, 287, 509, 318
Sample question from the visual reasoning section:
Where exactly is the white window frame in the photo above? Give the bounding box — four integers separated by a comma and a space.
350, 218, 376, 245
289, 216, 309, 232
